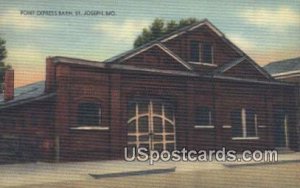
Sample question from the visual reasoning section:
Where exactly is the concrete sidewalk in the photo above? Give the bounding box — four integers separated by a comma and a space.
0, 152, 299, 187
222, 151, 300, 167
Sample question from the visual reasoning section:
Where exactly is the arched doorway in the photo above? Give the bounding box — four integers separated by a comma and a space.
127, 99, 176, 151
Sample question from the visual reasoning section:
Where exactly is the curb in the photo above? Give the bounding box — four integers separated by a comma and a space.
89, 167, 176, 179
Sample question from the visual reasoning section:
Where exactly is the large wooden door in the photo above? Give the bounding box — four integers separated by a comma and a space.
127, 100, 176, 151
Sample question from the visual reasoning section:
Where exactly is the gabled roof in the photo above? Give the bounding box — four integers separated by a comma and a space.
214, 56, 273, 80
0, 81, 55, 110
50, 56, 293, 86
50, 19, 288, 85
103, 18, 277, 80
264, 57, 300, 75
120, 43, 193, 71
104, 18, 245, 64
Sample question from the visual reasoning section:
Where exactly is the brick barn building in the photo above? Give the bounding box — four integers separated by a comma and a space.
0, 19, 298, 162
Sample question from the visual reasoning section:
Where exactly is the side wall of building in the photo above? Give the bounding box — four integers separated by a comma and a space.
50, 61, 298, 161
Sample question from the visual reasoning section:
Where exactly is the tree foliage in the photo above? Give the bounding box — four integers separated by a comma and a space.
0, 37, 10, 93
134, 18, 199, 48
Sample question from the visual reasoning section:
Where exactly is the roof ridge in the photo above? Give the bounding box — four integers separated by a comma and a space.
103, 19, 209, 63
267, 56, 300, 65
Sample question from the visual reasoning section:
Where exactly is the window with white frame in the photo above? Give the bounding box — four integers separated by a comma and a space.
195, 106, 213, 127
77, 102, 101, 126
231, 108, 258, 139
190, 41, 213, 64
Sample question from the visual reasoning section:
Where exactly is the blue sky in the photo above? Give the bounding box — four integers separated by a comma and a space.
0, 0, 299, 86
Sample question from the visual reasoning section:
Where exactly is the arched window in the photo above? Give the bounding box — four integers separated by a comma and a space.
77, 102, 101, 126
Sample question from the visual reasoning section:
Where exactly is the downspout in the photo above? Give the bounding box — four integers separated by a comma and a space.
54, 64, 60, 163
106, 63, 113, 159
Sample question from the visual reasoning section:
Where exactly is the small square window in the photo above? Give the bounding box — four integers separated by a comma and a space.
189, 41, 213, 64
195, 107, 213, 126
77, 102, 101, 126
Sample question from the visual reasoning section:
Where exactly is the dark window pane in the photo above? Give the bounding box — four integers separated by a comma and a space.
77, 103, 100, 126
195, 107, 211, 125
164, 104, 174, 120
166, 143, 175, 151
154, 135, 163, 142
166, 135, 174, 141
165, 121, 174, 133
139, 116, 149, 133
246, 109, 256, 137
202, 43, 213, 63
139, 135, 149, 142
153, 117, 163, 133
190, 41, 199, 62
128, 121, 136, 133
154, 144, 163, 152
231, 109, 242, 137
127, 136, 136, 142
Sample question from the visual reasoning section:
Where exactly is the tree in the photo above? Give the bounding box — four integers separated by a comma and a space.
0, 37, 10, 93
134, 18, 199, 48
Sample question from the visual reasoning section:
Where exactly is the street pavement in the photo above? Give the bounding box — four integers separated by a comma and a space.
0, 152, 299, 187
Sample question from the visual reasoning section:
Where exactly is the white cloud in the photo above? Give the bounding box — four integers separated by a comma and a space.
6, 46, 45, 69
93, 19, 151, 43
5, 46, 46, 87
227, 35, 256, 52
240, 7, 300, 30
0, 10, 48, 30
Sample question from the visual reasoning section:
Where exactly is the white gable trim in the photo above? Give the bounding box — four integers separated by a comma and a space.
161, 32, 184, 42
188, 22, 223, 37
160, 20, 248, 58
157, 43, 193, 70
245, 59, 272, 79
222, 58, 272, 79
121, 43, 193, 70
161, 21, 223, 43
122, 44, 156, 62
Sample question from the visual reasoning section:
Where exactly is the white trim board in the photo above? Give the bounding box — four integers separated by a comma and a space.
194, 125, 215, 129
161, 21, 223, 43
232, 137, 259, 140
258, 125, 267, 128
121, 43, 193, 71
222, 125, 232, 128
188, 62, 218, 67
70, 126, 110, 130
221, 57, 271, 80
272, 70, 300, 77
